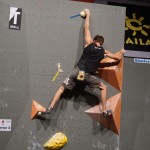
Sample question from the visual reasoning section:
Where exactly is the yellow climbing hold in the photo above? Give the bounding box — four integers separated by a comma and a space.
44, 132, 68, 150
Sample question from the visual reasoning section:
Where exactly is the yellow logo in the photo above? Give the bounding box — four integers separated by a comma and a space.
125, 13, 150, 46
125, 13, 150, 36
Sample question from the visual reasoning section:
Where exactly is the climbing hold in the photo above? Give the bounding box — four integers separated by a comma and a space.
98, 50, 124, 91
31, 100, 46, 120
44, 132, 68, 150
85, 93, 122, 135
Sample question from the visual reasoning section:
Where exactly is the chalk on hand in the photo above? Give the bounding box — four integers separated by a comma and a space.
80, 11, 86, 17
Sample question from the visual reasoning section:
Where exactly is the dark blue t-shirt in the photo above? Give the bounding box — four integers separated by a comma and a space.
77, 43, 104, 73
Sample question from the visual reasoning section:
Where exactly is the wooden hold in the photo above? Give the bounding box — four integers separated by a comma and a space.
98, 51, 124, 91
31, 100, 46, 120
85, 93, 122, 135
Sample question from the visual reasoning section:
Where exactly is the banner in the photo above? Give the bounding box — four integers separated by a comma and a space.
109, 3, 150, 58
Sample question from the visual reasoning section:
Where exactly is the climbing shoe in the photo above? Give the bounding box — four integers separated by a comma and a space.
38, 107, 53, 120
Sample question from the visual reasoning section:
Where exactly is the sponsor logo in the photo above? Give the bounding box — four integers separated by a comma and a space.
9, 7, 22, 30
134, 58, 150, 64
125, 13, 150, 46
0, 119, 11, 131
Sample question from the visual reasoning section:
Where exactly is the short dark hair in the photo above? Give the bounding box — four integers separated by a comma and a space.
93, 35, 104, 45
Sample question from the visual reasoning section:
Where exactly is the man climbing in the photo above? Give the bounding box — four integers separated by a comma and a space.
38, 9, 125, 119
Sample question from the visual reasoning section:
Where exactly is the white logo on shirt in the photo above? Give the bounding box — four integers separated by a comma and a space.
63, 77, 70, 85
94, 46, 101, 50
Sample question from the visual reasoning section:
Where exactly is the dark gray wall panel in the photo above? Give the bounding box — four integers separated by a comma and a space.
0, 0, 125, 150
120, 58, 150, 150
